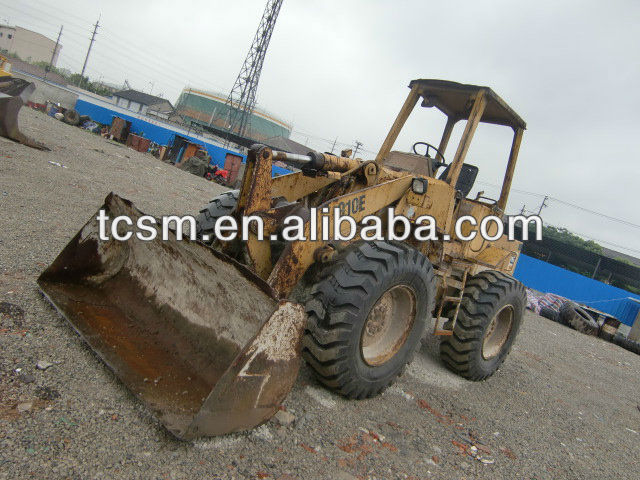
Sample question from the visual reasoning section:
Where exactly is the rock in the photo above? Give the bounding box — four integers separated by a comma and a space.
17, 402, 33, 413
274, 409, 296, 426
36, 360, 54, 370
35, 386, 60, 401
18, 374, 36, 384
251, 425, 273, 442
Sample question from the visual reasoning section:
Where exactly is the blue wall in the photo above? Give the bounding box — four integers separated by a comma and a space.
514, 254, 640, 326
74, 99, 292, 177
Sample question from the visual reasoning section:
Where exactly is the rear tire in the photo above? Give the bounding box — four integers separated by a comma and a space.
303, 241, 436, 399
539, 306, 559, 323
63, 109, 80, 126
195, 190, 239, 246
440, 270, 526, 381
559, 302, 598, 336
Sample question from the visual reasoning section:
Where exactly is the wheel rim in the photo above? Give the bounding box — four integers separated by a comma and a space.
361, 285, 416, 366
482, 305, 514, 360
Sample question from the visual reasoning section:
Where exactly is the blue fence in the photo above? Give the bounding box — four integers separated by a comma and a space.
73, 98, 291, 177
514, 254, 640, 326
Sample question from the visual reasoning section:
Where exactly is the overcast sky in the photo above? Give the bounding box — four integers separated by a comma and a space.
3, 0, 639, 256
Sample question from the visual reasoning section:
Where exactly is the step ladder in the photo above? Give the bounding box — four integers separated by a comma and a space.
433, 265, 470, 336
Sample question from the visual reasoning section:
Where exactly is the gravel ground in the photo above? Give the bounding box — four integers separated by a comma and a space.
1, 109, 639, 480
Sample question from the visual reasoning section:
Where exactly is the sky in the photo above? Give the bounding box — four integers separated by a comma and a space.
3, 0, 640, 256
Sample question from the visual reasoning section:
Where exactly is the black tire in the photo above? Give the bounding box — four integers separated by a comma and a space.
303, 241, 436, 399
598, 323, 617, 343
63, 109, 80, 126
195, 190, 239, 246
613, 333, 626, 347
440, 270, 526, 381
559, 302, 598, 336
598, 330, 614, 343
539, 306, 560, 323
613, 334, 640, 355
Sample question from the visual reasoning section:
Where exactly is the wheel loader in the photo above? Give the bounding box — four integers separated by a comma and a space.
0, 54, 49, 150
38, 79, 528, 440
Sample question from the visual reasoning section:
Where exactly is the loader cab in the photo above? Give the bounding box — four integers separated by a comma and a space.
377, 79, 526, 212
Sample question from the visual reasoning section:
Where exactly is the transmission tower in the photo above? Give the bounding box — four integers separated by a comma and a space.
224, 0, 284, 141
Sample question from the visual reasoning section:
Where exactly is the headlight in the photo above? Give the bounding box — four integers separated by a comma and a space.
411, 178, 428, 195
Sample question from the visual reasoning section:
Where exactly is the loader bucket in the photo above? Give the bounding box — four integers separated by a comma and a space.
37, 193, 306, 440
0, 77, 49, 150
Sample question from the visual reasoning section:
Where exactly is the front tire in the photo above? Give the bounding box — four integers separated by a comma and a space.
303, 241, 436, 399
195, 190, 239, 246
440, 270, 526, 380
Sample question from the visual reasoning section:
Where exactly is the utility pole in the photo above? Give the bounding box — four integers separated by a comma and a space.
79, 16, 100, 87
353, 140, 363, 158
45, 25, 62, 80
536, 195, 549, 216
330, 137, 337, 154
520, 204, 526, 215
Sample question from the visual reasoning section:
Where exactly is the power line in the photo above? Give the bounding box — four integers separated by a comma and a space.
543, 222, 640, 256
546, 196, 640, 229
0, 1, 228, 94
7, 2, 640, 238
290, 128, 377, 155
477, 179, 640, 229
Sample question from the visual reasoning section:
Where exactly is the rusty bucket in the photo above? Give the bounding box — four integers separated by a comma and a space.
37, 193, 306, 440
0, 77, 49, 150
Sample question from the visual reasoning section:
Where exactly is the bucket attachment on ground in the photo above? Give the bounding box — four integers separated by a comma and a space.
0, 77, 49, 150
38, 193, 306, 440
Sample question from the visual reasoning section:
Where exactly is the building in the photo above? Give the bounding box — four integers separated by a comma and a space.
0, 25, 61, 66
263, 135, 310, 155
175, 87, 292, 142
95, 81, 122, 96
111, 89, 174, 118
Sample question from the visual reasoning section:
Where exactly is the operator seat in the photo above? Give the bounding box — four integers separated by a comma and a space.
437, 163, 479, 198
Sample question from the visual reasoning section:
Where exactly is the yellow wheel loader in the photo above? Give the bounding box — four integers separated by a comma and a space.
39, 79, 528, 440
0, 54, 49, 150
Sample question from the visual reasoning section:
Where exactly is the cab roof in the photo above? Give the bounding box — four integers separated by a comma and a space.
409, 79, 526, 130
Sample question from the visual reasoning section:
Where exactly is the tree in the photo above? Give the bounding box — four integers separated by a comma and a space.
532, 225, 603, 254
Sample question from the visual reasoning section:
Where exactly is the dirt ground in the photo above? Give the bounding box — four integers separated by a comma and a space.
1, 109, 639, 480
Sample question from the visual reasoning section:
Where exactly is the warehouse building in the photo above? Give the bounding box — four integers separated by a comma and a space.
175, 87, 292, 141
111, 89, 174, 119
0, 25, 61, 66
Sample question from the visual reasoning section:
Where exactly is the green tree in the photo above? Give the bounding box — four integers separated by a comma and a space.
533, 225, 603, 254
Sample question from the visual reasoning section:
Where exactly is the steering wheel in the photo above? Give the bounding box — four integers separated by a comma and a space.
412, 141, 447, 173
412, 141, 445, 161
